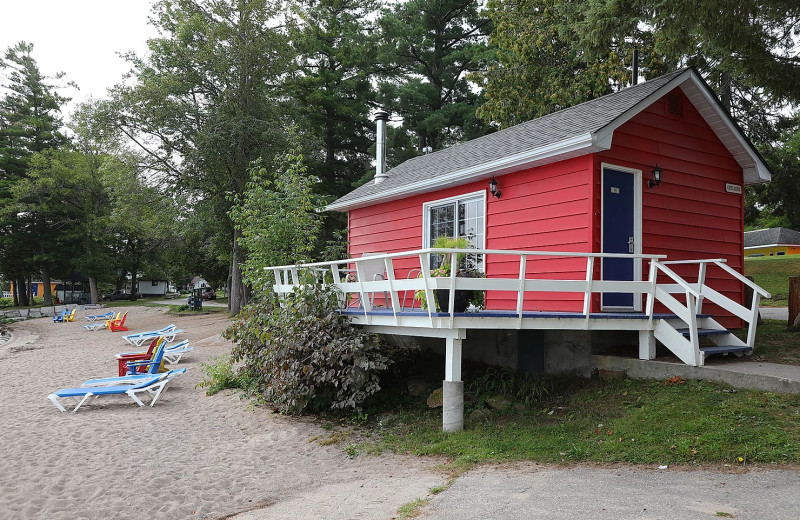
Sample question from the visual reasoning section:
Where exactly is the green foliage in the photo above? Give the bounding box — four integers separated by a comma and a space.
287, 0, 379, 198
230, 131, 324, 292
224, 282, 401, 414
474, 0, 673, 127
378, 0, 493, 151
197, 354, 252, 396
114, 0, 293, 314
571, 0, 800, 106
748, 115, 800, 228
467, 367, 552, 409
0, 42, 72, 305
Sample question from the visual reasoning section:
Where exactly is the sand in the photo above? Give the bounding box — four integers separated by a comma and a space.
0, 306, 445, 519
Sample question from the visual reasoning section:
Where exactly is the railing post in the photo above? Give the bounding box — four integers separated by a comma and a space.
583, 257, 595, 329
384, 257, 400, 325
420, 253, 435, 326
696, 261, 707, 314
646, 260, 658, 325
516, 255, 527, 329
448, 252, 457, 327
686, 290, 702, 366
747, 291, 762, 347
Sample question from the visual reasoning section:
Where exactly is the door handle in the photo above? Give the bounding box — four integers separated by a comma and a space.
628, 236, 634, 254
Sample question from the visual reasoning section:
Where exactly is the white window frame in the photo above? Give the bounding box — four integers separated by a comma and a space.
422, 191, 487, 271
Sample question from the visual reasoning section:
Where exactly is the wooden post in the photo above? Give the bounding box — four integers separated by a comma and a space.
789, 277, 800, 328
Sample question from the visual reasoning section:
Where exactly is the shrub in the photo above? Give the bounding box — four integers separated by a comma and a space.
224, 282, 402, 414
197, 354, 251, 396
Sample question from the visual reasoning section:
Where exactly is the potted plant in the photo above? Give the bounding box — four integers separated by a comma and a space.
415, 236, 484, 312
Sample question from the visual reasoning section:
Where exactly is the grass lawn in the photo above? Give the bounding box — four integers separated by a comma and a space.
364, 376, 800, 468
744, 255, 800, 307
736, 319, 800, 365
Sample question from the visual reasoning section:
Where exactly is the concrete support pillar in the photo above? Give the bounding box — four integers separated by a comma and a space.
639, 330, 655, 360
443, 335, 464, 432
442, 380, 464, 432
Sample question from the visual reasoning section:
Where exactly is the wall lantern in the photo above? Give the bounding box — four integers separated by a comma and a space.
648, 164, 662, 189
489, 177, 502, 198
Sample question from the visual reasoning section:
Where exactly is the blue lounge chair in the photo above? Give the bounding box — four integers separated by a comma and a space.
81, 368, 186, 388
122, 325, 182, 346
85, 311, 114, 322
48, 373, 173, 412
53, 310, 67, 323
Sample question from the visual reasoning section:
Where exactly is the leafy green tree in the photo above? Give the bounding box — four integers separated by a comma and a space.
474, 0, 676, 127
287, 0, 380, 198
230, 132, 323, 292
571, 0, 800, 106
100, 155, 179, 301
748, 115, 800, 228
113, 0, 293, 314
13, 150, 96, 305
0, 42, 70, 305
378, 0, 493, 151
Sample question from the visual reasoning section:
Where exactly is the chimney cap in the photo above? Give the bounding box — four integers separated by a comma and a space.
374, 109, 389, 121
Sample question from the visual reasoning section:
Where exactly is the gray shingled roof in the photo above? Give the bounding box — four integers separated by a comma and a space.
745, 228, 800, 247
330, 69, 688, 209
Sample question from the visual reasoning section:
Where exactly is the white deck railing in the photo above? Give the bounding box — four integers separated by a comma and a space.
267, 249, 770, 366
270, 248, 660, 319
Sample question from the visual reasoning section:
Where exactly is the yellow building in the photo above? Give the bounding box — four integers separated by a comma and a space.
744, 227, 800, 257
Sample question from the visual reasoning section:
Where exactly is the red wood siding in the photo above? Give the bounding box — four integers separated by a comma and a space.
347, 156, 594, 312
595, 88, 745, 327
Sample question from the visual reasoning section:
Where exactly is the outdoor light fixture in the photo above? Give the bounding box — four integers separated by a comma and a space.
489, 177, 501, 198
648, 164, 662, 188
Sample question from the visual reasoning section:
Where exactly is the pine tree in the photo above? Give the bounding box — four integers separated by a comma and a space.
0, 42, 69, 306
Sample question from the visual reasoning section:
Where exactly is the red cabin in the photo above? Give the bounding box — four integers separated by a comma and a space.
270, 68, 772, 431
328, 68, 769, 324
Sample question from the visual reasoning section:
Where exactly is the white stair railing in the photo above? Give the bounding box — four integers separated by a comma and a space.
661, 259, 771, 348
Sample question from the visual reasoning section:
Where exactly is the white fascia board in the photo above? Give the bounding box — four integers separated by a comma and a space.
592, 69, 771, 186
745, 244, 797, 250
678, 78, 772, 185
326, 132, 604, 212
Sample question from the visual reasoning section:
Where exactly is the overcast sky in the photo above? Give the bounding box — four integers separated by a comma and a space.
1, 0, 157, 116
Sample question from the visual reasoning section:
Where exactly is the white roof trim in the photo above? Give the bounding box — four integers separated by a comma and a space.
594, 69, 770, 186
326, 132, 607, 211
744, 244, 800, 250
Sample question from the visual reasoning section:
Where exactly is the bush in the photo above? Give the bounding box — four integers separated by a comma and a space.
224, 282, 401, 414
197, 354, 251, 396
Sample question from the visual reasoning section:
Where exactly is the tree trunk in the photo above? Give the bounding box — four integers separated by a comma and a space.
12, 281, 19, 307
27, 275, 33, 305
89, 275, 99, 304
719, 72, 732, 113
228, 229, 247, 315
130, 264, 139, 301
41, 264, 53, 306
17, 278, 28, 306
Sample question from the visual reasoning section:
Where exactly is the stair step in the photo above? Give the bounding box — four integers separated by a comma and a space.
699, 345, 753, 355
676, 328, 731, 337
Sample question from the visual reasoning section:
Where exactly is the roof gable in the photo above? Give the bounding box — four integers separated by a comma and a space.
329, 68, 771, 212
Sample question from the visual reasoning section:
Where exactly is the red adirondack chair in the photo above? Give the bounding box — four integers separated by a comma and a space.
115, 336, 163, 376
109, 311, 129, 332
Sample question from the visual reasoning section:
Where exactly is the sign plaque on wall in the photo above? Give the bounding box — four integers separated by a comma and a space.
725, 183, 742, 194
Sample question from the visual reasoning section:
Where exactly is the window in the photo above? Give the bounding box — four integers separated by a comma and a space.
423, 192, 485, 270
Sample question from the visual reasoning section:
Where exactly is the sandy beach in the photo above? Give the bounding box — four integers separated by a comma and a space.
0, 306, 445, 519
